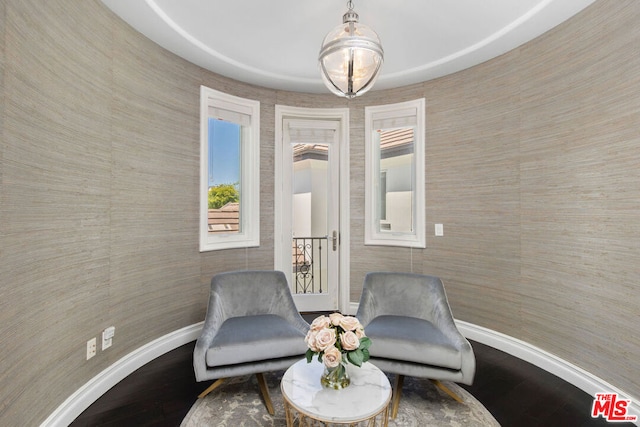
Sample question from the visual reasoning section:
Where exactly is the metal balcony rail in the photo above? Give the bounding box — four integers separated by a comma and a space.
292, 236, 328, 294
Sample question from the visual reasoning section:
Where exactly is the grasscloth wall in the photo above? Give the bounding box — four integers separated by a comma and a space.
0, 0, 638, 425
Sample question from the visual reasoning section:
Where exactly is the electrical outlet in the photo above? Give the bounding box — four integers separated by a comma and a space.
102, 326, 115, 351
86, 337, 97, 360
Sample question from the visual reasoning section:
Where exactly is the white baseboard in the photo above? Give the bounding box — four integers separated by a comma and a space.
41, 319, 639, 426
40, 322, 203, 427
350, 300, 638, 422
457, 320, 639, 425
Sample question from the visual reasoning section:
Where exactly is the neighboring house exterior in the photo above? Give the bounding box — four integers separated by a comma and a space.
207, 202, 239, 233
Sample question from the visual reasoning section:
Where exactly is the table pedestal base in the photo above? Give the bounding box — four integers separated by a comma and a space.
284, 400, 389, 427
281, 360, 391, 427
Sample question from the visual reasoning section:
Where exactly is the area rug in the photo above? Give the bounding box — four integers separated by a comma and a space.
181, 371, 500, 426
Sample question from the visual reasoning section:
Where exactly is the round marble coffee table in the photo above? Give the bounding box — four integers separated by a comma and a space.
281, 358, 391, 426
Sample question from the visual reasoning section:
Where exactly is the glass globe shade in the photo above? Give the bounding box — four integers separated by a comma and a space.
319, 18, 383, 98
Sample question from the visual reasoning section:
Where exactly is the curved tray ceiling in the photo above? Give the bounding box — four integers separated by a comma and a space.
102, 0, 595, 93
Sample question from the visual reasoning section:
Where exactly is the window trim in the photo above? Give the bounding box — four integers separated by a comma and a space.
200, 86, 260, 252
364, 98, 426, 248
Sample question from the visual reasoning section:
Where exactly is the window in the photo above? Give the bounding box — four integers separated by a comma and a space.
365, 98, 425, 248
200, 86, 260, 251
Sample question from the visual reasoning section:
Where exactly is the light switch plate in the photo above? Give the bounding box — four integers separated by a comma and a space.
102, 326, 115, 350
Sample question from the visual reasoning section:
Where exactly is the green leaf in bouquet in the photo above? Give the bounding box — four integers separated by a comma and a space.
359, 337, 372, 350
305, 348, 315, 363
347, 349, 364, 367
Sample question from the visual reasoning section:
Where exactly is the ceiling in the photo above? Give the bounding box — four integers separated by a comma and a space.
101, 0, 595, 94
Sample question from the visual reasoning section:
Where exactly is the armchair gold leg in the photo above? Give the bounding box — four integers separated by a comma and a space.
430, 379, 464, 403
198, 378, 227, 399
391, 374, 405, 419
390, 376, 463, 418
198, 375, 274, 415
256, 373, 275, 415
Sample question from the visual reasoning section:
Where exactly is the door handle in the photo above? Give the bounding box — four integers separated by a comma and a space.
332, 231, 338, 251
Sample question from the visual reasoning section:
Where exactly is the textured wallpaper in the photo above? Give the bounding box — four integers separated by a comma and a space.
0, 0, 638, 425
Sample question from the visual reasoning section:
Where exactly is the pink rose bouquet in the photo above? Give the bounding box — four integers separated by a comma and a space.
305, 313, 372, 368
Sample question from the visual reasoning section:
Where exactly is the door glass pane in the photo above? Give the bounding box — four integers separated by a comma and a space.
292, 143, 329, 295
208, 118, 241, 234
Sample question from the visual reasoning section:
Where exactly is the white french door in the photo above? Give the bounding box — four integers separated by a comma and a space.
275, 107, 349, 312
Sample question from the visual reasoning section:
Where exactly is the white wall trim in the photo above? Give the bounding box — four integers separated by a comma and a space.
42, 319, 639, 426
40, 322, 203, 427
353, 297, 638, 422
456, 320, 639, 424
364, 98, 426, 249
274, 105, 350, 313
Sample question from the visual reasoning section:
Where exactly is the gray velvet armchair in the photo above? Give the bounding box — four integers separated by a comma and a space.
356, 272, 475, 418
193, 270, 309, 414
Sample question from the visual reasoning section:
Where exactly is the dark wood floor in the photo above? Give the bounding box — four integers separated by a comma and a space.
70, 338, 634, 427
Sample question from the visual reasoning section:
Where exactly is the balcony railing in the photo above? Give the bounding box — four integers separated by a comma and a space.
292, 236, 328, 295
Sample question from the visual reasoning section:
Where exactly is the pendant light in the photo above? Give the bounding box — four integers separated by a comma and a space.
318, 0, 384, 98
